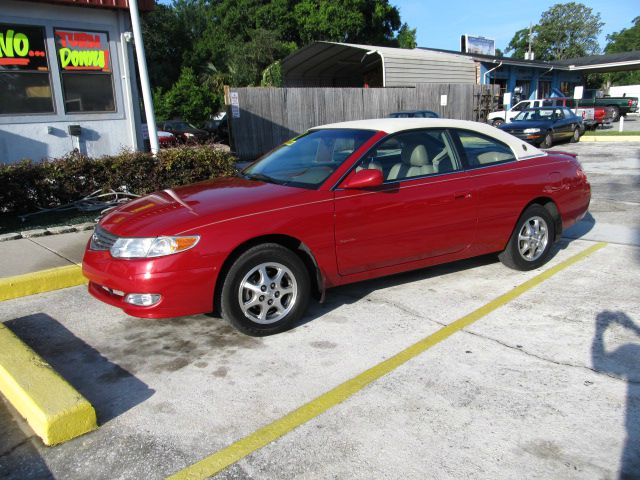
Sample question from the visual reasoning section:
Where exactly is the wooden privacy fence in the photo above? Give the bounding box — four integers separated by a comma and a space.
226, 84, 499, 161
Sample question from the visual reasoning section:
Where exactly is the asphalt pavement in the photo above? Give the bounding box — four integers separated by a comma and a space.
0, 140, 639, 480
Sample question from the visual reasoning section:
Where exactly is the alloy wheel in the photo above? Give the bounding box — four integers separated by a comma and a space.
238, 262, 298, 324
517, 216, 549, 261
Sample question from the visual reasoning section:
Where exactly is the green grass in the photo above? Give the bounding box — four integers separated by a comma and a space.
583, 130, 640, 136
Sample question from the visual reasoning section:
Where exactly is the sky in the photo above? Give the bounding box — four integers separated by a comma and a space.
156, 0, 637, 53
393, 0, 639, 53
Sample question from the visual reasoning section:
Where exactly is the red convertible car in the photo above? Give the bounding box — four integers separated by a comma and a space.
82, 119, 590, 335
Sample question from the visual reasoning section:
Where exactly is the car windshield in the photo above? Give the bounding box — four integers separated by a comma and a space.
242, 129, 376, 189
513, 109, 556, 122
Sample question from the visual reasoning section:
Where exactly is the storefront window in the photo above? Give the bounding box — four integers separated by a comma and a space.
560, 81, 580, 97
54, 29, 115, 113
0, 24, 54, 115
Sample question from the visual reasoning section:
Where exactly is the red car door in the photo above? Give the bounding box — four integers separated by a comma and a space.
450, 128, 537, 253
333, 129, 477, 276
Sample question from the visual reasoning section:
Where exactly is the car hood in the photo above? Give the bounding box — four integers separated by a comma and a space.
500, 120, 551, 131
98, 177, 321, 237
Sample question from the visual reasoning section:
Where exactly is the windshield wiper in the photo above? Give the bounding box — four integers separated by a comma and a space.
242, 172, 288, 185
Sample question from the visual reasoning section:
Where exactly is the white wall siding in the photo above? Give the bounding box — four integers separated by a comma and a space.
0, 1, 141, 163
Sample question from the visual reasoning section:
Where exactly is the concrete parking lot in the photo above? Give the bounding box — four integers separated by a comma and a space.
1, 141, 639, 480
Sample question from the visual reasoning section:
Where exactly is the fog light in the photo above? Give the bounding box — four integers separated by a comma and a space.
124, 293, 161, 306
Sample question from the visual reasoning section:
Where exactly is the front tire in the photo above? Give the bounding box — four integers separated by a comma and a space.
492, 118, 505, 127
498, 205, 555, 271
541, 131, 553, 148
220, 243, 310, 336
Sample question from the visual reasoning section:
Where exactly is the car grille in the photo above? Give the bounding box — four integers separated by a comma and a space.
90, 225, 118, 251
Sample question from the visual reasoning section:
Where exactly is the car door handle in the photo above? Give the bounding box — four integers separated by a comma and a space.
454, 191, 472, 200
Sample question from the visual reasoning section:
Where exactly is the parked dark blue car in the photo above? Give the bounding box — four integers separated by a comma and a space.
388, 110, 439, 119
498, 107, 584, 148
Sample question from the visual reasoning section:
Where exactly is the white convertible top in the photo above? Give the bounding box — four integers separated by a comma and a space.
310, 118, 544, 160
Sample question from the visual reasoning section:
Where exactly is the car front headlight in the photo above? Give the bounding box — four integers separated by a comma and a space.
523, 128, 541, 133
184, 132, 195, 138
110, 236, 200, 258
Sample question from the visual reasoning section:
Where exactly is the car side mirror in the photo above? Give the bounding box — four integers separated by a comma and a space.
340, 169, 384, 189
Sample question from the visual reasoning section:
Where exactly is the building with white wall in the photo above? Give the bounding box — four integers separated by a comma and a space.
0, 0, 153, 164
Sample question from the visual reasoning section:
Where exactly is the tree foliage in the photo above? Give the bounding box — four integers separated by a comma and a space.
141, 0, 416, 121
506, 2, 603, 61
153, 67, 222, 124
506, 27, 534, 59
397, 23, 417, 49
604, 16, 640, 85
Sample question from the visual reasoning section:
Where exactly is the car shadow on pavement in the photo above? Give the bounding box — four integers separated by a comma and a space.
293, 253, 506, 330
592, 311, 640, 479
292, 237, 582, 331
5, 314, 154, 425
562, 212, 596, 242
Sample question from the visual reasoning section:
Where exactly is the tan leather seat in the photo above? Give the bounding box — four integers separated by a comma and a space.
387, 144, 434, 180
355, 159, 383, 173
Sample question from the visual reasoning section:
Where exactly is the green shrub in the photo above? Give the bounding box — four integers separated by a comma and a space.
0, 145, 237, 215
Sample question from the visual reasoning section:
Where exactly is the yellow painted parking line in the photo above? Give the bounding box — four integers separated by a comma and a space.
0, 322, 97, 445
0, 265, 87, 302
580, 135, 640, 142
168, 242, 607, 480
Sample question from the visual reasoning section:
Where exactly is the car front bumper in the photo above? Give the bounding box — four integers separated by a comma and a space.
504, 131, 545, 145
82, 249, 218, 318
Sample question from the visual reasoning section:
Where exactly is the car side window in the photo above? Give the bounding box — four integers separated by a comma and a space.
354, 129, 461, 182
512, 102, 526, 111
454, 130, 516, 169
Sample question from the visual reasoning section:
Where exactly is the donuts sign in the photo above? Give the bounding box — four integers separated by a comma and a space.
55, 29, 110, 72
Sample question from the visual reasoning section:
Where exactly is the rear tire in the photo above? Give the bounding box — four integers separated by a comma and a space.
570, 127, 580, 143
610, 106, 621, 122
499, 205, 555, 271
220, 243, 310, 336
492, 118, 505, 127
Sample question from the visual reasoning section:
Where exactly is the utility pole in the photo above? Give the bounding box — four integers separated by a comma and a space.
525, 22, 534, 61
128, 0, 159, 155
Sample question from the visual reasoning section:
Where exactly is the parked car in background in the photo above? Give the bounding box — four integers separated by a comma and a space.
488, 99, 543, 126
157, 131, 177, 147
499, 107, 583, 148
540, 98, 614, 129
579, 106, 614, 130
388, 110, 439, 118
83, 118, 590, 336
158, 120, 209, 144
202, 113, 229, 144
576, 89, 638, 121
141, 125, 177, 150
489, 91, 639, 125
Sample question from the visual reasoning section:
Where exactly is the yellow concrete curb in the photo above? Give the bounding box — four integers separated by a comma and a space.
0, 323, 97, 445
0, 265, 87, 302
581, 135, 640, 142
